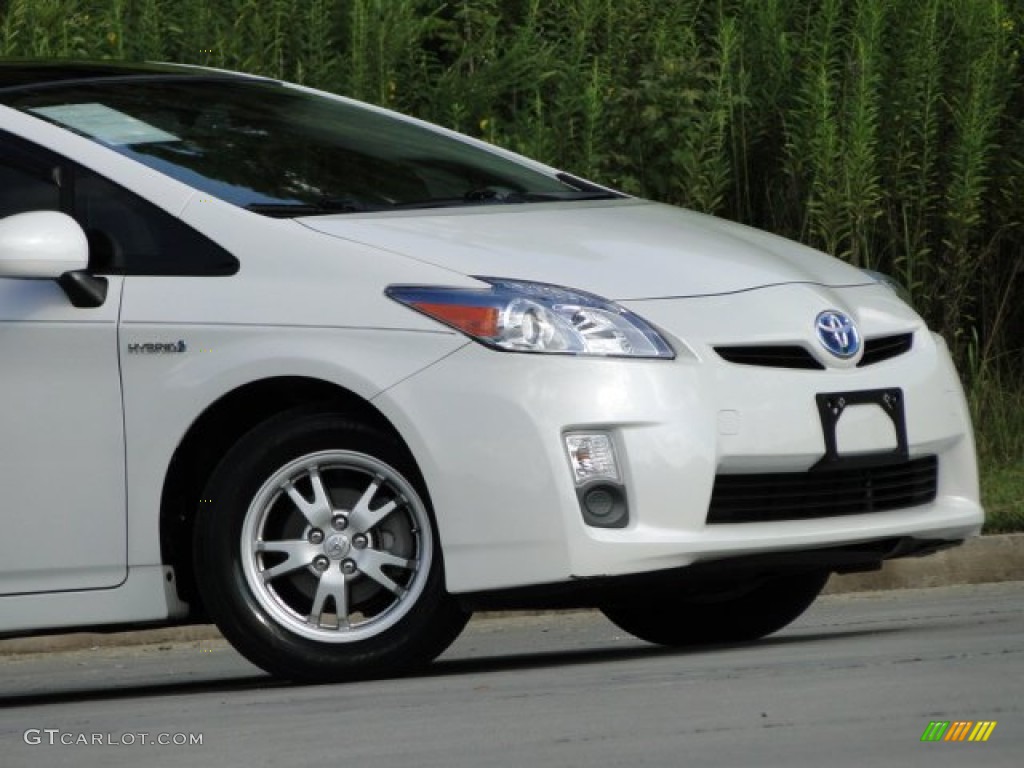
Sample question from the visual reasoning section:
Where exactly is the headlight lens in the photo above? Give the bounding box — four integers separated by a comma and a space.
387, 277, 675, 359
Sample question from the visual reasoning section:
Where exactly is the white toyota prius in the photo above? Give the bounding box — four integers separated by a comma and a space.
0, 61, 982, 681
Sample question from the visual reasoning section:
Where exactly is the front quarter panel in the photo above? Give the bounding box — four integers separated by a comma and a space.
119, 203, 473, 568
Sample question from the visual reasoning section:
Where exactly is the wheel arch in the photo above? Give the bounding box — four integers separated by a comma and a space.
158, 375, 420, 616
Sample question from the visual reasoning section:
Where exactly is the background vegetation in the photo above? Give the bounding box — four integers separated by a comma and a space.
1, 0, 1021, 529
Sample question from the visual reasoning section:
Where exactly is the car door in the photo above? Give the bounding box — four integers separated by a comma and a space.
0, 135, 127, 595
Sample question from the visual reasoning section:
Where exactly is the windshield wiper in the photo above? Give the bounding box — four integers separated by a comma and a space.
246, 183, 622, 217
554, 171, 620, 196
463, 184, 621, 203
245, 196, 376, 217
383, 186, 621, 211
519, 190, 621, 201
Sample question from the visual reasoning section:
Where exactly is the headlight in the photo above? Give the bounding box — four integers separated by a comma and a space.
387, 277, 675, 359
862, 269, 914, 307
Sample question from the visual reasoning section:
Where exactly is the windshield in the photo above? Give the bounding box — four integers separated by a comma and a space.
6, 77, 620, 216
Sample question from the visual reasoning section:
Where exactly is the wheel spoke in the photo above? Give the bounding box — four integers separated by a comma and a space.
358, 548, 414, 595
348, 477, 399, 532
241, 447, 434, 644
309, 567, 349, 628
282, 467, 333, 528
257, 539, 318, 581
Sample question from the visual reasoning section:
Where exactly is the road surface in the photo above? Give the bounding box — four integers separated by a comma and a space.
1, 582, 1020, 767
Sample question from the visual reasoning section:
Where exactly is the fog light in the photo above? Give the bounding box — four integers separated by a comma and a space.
580, 483, 628, 528
564, 433, 620, 485
584, 487, 615, 517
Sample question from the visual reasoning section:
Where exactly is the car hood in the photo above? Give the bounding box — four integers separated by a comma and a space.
299, 199, 871, 300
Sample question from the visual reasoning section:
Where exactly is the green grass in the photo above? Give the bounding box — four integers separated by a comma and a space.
973, 373, 1024, 532
982, 462, 1024, 533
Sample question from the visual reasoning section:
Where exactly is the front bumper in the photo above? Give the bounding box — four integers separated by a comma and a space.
374, 285, 983, 594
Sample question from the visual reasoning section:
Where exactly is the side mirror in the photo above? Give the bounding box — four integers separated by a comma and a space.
0, 210, 89, 278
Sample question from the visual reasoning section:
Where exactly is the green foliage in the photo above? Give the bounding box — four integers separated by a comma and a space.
1, 0, 1022, 524
981, 461, 1024, 533
883, 0, 943, 309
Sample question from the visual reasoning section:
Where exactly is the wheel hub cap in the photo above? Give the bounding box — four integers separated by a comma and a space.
323, 533, 351, 560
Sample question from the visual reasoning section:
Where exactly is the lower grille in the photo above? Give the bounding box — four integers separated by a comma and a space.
707, 456, 938, 523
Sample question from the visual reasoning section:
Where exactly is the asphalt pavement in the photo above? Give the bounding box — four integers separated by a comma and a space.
1, 581, 1021, 767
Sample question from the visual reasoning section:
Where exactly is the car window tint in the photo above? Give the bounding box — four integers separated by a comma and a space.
6, 79, 591, 214
0, 144, 60, 218
71, 166, 238, 276
0, 130, 236, 276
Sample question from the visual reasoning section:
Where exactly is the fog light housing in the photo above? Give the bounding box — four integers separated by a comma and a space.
580, 483, 629, 528
564, 432, 629, 528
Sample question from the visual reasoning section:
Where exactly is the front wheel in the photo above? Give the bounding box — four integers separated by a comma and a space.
193, 410, 469, 682
600, 571, 829, 647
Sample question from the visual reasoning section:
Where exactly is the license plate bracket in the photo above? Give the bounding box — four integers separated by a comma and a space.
813, 388, 908, 470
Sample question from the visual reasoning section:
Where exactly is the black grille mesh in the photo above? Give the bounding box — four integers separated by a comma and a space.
707, 456, 938, 523
714, 345, 823, 369
714, 333, 914, 370
857, 333, 914, 367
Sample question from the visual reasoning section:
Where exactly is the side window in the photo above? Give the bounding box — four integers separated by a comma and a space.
0, 129, 238, 276
72, 167, 238, 276
0, 141, 61, 219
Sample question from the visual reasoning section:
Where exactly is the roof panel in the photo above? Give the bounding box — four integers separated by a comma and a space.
0, 60, 242, 90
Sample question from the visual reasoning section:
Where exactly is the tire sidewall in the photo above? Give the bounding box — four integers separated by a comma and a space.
601, 571, 829, 646
194, 410, 462, 681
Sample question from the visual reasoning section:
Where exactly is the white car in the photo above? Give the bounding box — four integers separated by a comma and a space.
0, 61, 982, 681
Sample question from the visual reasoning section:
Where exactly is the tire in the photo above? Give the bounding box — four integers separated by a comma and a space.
193, 408, 470, 682
600, 570, 829, 647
